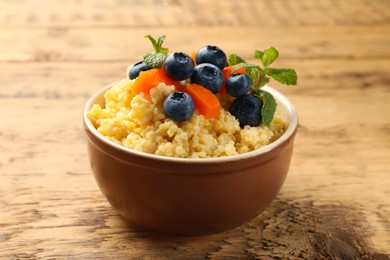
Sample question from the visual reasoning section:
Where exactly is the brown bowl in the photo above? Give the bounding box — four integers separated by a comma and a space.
83, 85, 298, 236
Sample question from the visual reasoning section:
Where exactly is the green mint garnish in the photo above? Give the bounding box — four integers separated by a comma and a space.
255, 47, 279, 68
144, 52, 166, 69
144, 35, 169, 54
143, 35, 169, 68
227, 53, 246, 66
258, 90, 277, 127
229, 47, 297, 126
267, 68, 298, 85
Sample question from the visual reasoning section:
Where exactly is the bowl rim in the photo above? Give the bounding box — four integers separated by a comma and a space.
83, 82, 298, 164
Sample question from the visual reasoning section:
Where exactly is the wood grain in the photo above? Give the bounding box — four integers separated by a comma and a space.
1, 25, 389, 62
1, 0, 389, 259
0, 0, 389, 26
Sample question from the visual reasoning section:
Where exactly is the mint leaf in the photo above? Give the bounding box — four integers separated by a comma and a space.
227, 53, 246, 66
258, 90, 277, 126
144, 35, 169, 54
144, 52, 166, 68
254, 50, 264, 60
267, 68, 297, 85
259, 47, 278, 68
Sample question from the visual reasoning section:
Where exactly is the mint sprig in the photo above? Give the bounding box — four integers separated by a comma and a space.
143, 35, 169, 68
230, 47, 297, 126
144, 35, 169, 54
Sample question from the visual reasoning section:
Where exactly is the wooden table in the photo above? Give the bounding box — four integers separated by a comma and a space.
1, 0, 389, 259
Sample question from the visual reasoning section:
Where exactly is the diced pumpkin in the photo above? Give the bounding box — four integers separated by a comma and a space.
182, 83, 221, 119
191, 51, 197, 66
131, 68, 180, 97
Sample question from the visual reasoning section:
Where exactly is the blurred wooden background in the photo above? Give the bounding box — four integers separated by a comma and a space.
0, 0, 389, 259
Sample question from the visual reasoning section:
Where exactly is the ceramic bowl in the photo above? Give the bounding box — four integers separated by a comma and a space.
83, 84, 298, 236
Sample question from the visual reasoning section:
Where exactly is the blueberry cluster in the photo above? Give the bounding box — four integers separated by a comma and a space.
225, 73, 262, 127
129, 45, 263, 126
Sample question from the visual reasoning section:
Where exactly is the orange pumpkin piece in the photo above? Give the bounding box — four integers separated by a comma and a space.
132, 68, 180, 96
191, 51, 197, 66
183, 83, 221, 119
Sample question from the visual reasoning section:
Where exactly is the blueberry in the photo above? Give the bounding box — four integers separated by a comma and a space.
190, 63, 224, 94
196, 45, 227, 69
230, 94, 263, 127
129, 61, 151, 79
226, 73, 252, 97
163, 92, 195, 122
163, 52, 195, 81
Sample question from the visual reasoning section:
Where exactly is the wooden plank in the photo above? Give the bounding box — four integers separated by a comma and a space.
0, 0, 389, 26
1, 0, 389, 258
0, 25, 389, 62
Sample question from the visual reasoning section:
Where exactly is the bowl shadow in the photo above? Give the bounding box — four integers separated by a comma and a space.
88, 196, 386, 259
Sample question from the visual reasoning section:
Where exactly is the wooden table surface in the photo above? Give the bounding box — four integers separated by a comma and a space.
1, 0, 389, 259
